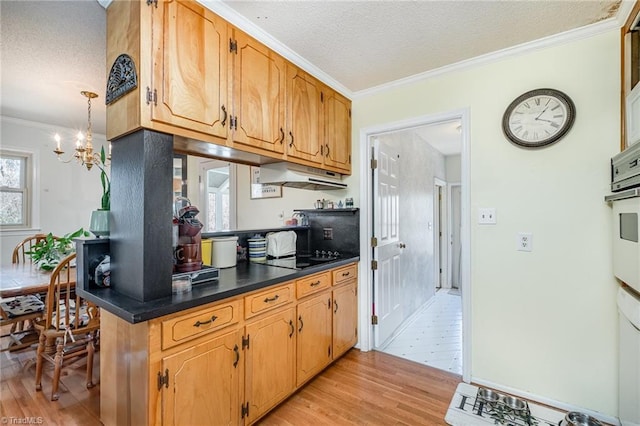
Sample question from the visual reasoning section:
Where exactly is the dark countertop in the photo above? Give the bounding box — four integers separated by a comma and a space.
77, 256, 359, 324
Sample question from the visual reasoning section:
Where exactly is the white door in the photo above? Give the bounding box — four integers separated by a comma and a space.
373, 137, 403, 347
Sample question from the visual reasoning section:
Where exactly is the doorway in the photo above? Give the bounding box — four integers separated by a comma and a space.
358, 109, 471, 382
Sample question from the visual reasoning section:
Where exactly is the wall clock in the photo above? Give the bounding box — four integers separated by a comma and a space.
502, 88, 576, 148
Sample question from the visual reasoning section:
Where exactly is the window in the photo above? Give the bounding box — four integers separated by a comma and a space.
203, 162, 232, 231
0, 150, 32, 229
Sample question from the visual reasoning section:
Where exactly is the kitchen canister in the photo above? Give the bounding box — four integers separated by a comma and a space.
211, 236, 238, 268
247, 236, 267, 262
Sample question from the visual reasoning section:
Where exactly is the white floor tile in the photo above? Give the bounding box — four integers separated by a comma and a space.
380, 289, 462, 374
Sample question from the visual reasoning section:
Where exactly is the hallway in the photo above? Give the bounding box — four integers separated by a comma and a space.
380, 289, 462, 374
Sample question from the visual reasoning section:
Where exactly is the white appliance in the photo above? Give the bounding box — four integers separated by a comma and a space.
266, 231, 297, 258
607, 189, 640, 294
259, 162, 347, 190
618, 287, 640, 426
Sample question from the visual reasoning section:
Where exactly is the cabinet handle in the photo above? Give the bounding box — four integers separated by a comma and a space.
279, 127, 284, 144
325, 144, 330, 157
264, 295, 280, 303
334, 300, 338, 313
298, 315, 303, 332
289, 320, 294, 338
341, 272, 350, 277
233, 344, 239, 368
221, 105, 227, 127
289, 131, 295, 148
310, 280, 321, 287
193, 315, 218, 327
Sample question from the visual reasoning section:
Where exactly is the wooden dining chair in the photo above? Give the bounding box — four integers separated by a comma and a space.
11, 234, 48, 264
34, 253, 100, 401
0, 235, 53, 351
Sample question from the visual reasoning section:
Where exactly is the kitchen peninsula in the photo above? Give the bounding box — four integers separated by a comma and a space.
83, 0, 357, 423
79, 238, 358, 425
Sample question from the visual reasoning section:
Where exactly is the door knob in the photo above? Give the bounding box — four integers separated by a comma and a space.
399, 243, 406, 248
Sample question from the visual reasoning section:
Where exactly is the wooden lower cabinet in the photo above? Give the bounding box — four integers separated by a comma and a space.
161, 329, 243, 426
332, 281, 358, 359
99, 263, 358, 426
296, 292, 332, 386
244, 308, 295, 424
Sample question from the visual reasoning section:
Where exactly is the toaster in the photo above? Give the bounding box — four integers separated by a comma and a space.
266, 231, 297, 258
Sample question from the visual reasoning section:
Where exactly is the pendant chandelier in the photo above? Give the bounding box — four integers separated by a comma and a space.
53, 91, 110, 170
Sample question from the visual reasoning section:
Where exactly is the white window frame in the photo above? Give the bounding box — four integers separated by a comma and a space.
0, 147, 40, 234
199, 160, 236, 232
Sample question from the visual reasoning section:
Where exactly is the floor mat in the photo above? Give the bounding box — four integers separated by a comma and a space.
445, 383, 565, 426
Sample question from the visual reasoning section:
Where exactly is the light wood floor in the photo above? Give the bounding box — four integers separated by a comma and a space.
1, 346, 461, 425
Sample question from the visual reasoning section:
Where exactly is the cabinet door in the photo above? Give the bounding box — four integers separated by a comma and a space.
245, 308, 295, 424
296, 292, 332, 386
161, 329, 242, 426
151, 0, 228, 139
231, 29, 286, 156
333, 282, 358, 359
286, 64, 324, 165
323, 88, 352, 173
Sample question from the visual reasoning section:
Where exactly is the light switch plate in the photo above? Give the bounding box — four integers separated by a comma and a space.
478, 208, 497, 224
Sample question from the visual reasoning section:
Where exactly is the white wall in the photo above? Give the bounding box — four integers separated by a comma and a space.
235, 164, 359, 229
352, 30, 620, 417
1, 117, 105, 265
446, 155, 461, 183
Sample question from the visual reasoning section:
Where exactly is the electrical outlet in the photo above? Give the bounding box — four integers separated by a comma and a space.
478, 208, 497, 224
323, 227, 333, 240
517, 233, 533, 252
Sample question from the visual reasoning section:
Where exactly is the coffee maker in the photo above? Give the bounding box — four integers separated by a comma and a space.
173, 197, 203, 273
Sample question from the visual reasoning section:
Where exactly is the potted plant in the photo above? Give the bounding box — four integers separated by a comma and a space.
26, 228, 89, 270
89, 146, 110, 237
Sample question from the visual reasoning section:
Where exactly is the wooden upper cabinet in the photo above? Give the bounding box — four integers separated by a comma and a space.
622, 1, 640, 150
106, 0, 350, 173
230, 29, 286, 157
151, 0, 229, 139
286, 64, 324, 165
323, 88, 352, 173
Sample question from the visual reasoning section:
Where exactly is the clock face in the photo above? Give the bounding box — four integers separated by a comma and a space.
502, 89, 575, 148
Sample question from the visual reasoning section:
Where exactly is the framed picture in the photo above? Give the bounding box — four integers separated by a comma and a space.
250, 166, 282, 199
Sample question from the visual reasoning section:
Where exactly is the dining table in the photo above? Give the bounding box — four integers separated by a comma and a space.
0, 262, 72, 298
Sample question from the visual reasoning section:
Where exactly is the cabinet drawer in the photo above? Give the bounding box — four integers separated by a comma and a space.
296, 272, 331, 299
162, 300, 241, 350
245, 282, 294, 319
333, 263, 357, 286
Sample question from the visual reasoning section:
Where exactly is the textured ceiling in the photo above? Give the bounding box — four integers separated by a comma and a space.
218, 0, 623, 93
0, 0, 629, 155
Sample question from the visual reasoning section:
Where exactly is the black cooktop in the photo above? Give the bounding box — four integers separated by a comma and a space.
262, 251, 342, 270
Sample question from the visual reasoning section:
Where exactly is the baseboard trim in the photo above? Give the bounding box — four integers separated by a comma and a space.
470, 377, 620, 426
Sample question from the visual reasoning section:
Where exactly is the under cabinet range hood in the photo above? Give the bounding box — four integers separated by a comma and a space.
259, 162, 347, 190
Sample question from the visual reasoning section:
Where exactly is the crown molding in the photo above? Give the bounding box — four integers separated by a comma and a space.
103, 0, 631, 101
353, 16, 622, 99
197, 0, 352, 98
96, 0, 112, 9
